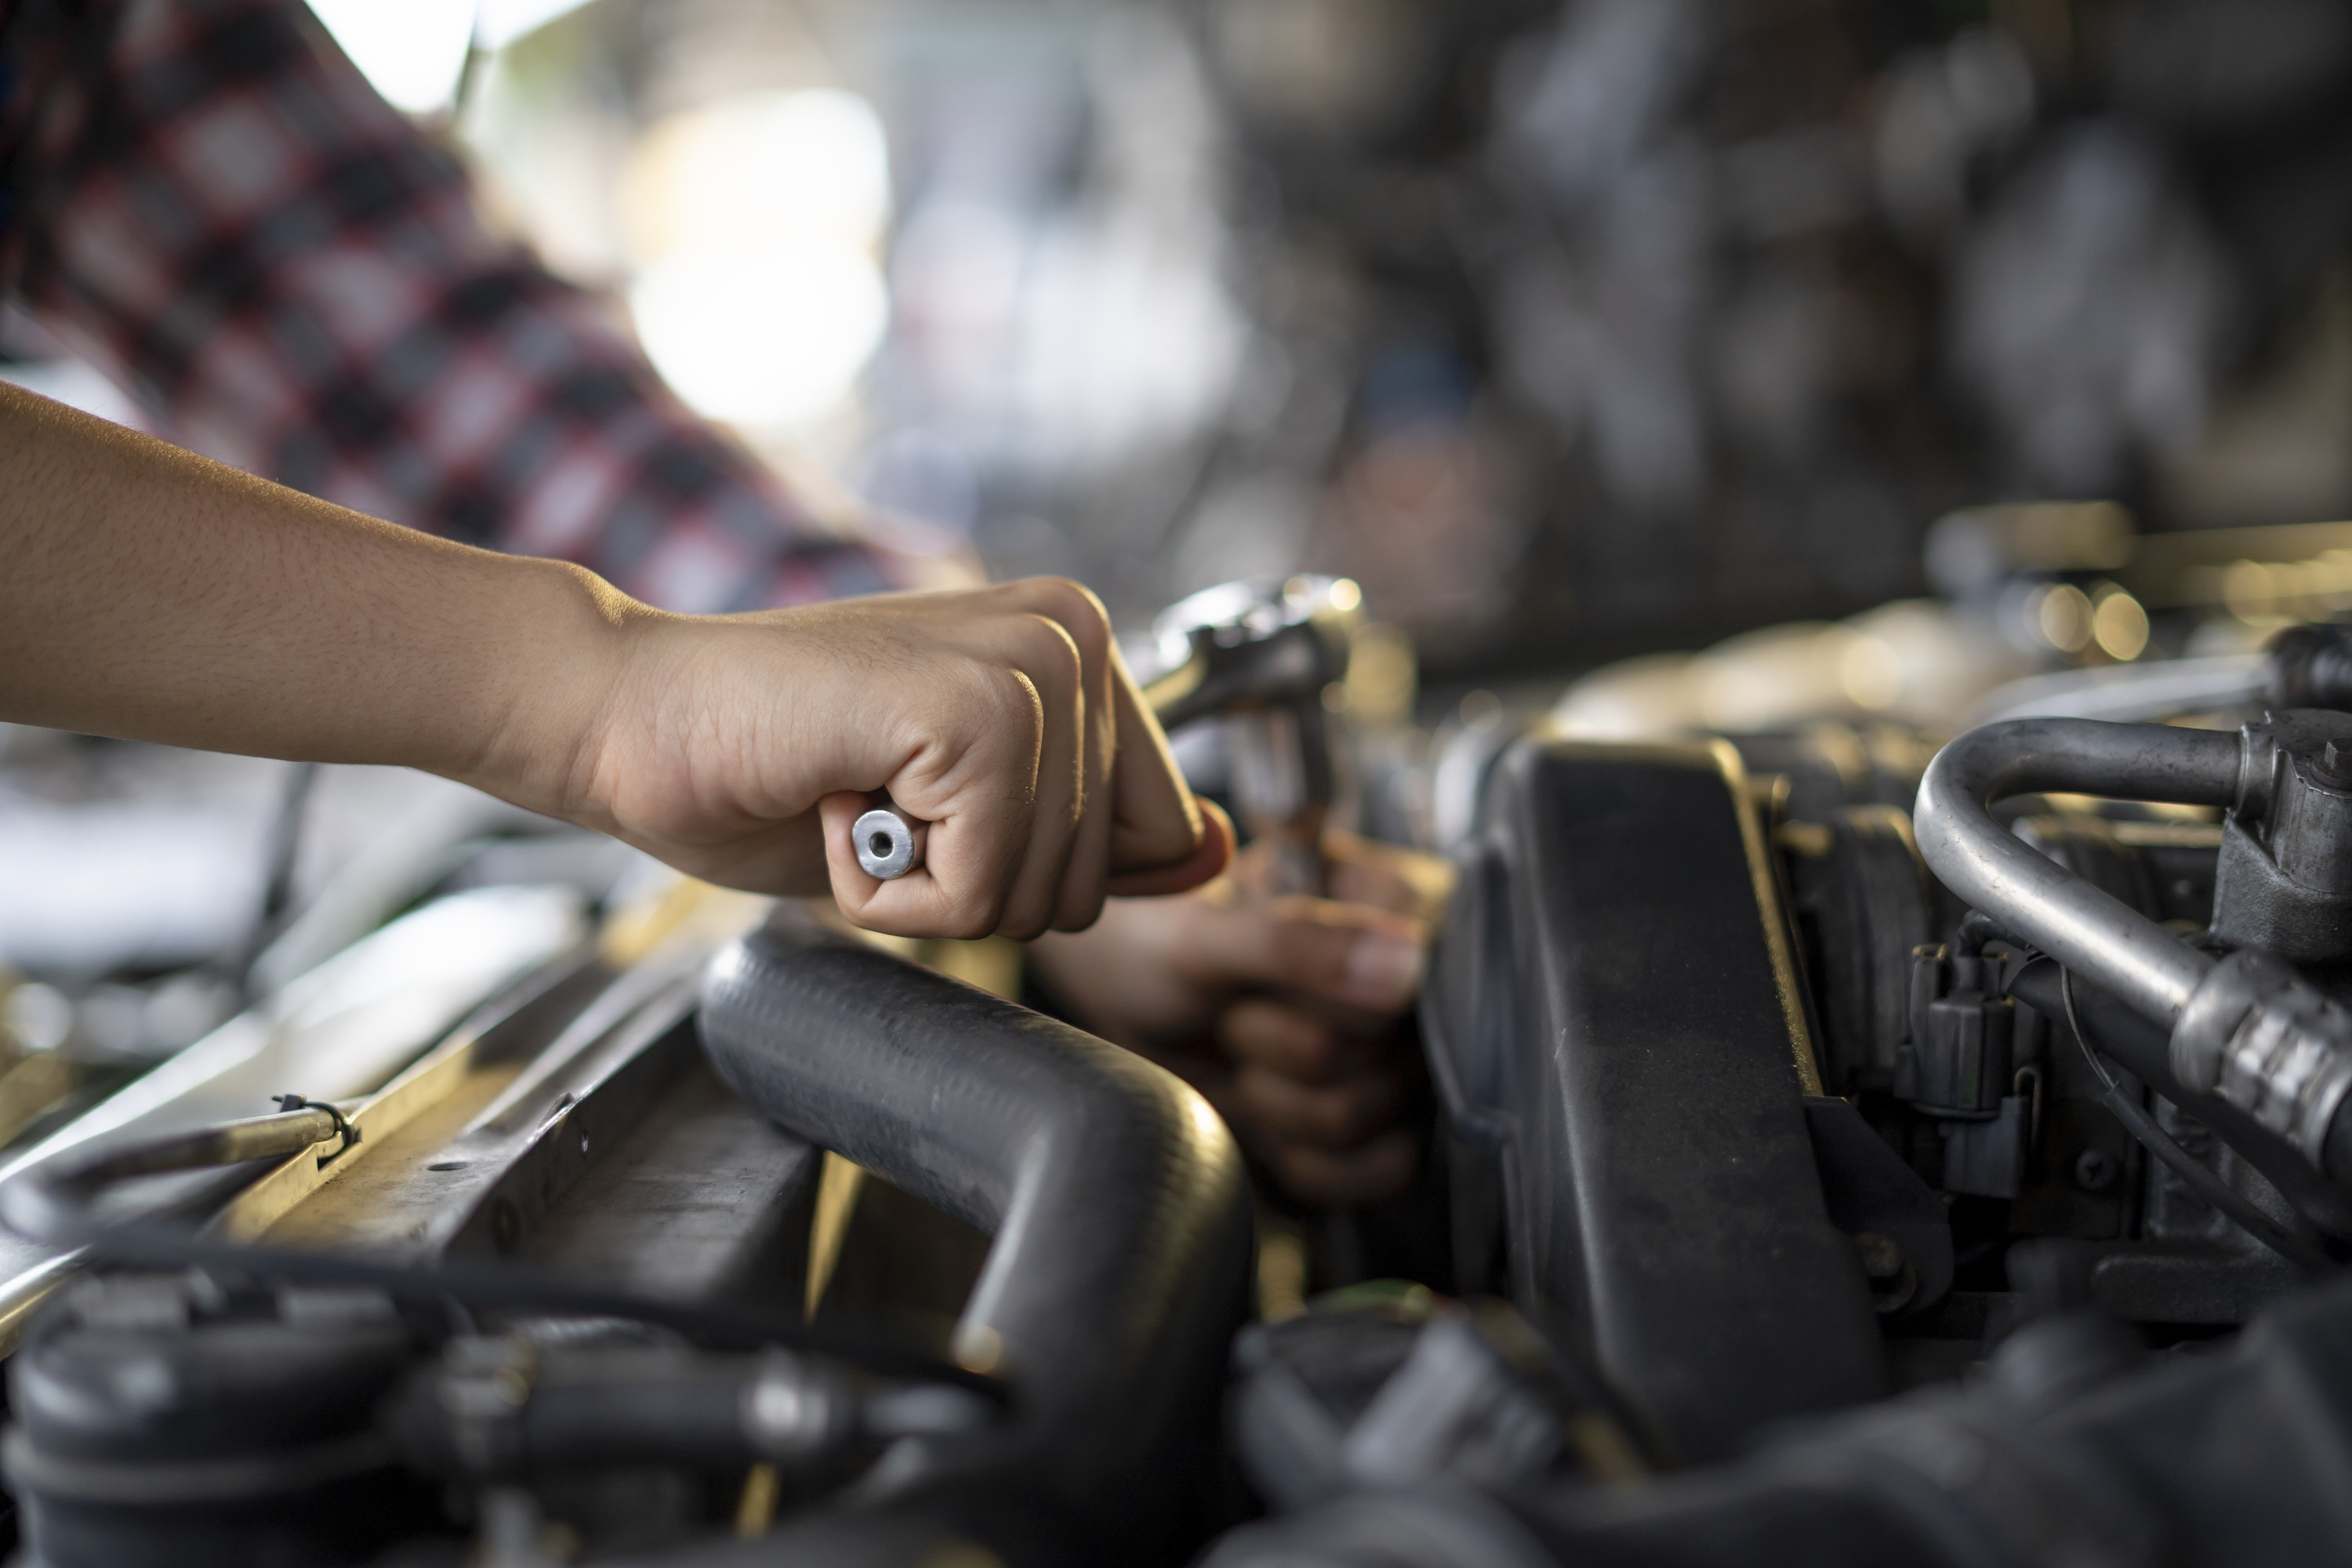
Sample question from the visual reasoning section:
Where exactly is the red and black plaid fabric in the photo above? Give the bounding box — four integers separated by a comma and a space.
0, 0, 936, 612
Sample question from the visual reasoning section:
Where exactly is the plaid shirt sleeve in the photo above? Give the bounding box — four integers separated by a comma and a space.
0, 0, 954, 613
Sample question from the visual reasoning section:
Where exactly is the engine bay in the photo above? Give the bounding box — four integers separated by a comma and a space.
9, 613, 2352, 1568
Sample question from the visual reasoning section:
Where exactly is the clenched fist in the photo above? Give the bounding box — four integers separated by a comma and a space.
567, 579, 1232, 938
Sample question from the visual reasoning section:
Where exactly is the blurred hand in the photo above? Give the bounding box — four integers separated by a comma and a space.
567, 577, 1229, 939
1029, 829, 1452, 1207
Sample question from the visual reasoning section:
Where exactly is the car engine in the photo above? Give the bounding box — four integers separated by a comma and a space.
9, 593, 2352, 1568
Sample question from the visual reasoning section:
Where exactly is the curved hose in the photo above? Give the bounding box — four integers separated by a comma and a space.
695, 907, 1254, 1566
1912, 718, 2241, 1021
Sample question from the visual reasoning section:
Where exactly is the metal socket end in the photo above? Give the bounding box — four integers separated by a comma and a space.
853, 808, 925, 880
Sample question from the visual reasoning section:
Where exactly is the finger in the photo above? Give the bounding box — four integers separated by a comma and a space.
819, 789, 888, 910
1233, 1061, 1407, 1150
987, 609, 1086, 940
998, 581, 1117, 933
1321, 831, 1449, 920
1105, 798, 1235, 898
833, 656, 1041, 938
1220, 999, 1381, 1084
1174, 892, 1428, 1016
1106, 644, 1210, 876
1268, 1128, 1420, 1208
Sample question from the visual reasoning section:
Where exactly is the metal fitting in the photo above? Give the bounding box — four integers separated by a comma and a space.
2170, 949, 2352, 1164
740, 1350, 856, 1462
852, 808, 925, 880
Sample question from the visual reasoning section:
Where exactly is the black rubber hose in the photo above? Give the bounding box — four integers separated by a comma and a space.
694, 907, 1254, 1568
389, 1347, 985, 1478
389, 1356, 764, 1475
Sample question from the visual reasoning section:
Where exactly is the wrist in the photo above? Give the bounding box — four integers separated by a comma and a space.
456, 558, 652, 825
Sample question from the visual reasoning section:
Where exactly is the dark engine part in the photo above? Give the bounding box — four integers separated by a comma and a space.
1423, 735, 1886, 1463
1207, 1272, 2352, 1568
1333, 695, 2352, 1568
2, 1269, 995, 1568
1231, 1290, 1642, 1515
691, 905, 1255, 1566
5, 1272, 437, 1568
0, 911, 1250, 1567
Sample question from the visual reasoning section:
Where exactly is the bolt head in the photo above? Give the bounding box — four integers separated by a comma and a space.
2074, 1148, 2121, 1192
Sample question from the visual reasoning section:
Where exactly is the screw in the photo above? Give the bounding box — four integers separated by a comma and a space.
2319, 741, 2352, 787
2074, 1148, 2120, 1192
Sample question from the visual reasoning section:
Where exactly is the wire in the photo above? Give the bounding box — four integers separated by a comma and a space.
2056, 964, 2335, 1275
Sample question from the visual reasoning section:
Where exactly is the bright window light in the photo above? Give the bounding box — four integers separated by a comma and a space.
620, 90, 891, 261
307, 0, 476, 115
630, 248, 888, 427
476, 0, 593, 50
621, 90, 894, 427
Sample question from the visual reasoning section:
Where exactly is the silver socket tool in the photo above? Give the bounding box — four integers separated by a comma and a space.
853, 807, 927, 880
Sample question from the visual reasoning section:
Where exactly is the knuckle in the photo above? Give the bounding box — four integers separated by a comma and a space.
965, 659, 1045, 733
1038, 576, 1112, 655
1020, 615, 1085, 686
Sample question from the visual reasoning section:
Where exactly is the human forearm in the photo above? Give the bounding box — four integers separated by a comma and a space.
0, 383, 1222, 935
0, 382, 616, 807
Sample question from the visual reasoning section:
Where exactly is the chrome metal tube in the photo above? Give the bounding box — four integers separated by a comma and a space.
0, 1105, 346, 1246
1912, 718, 2243, 1022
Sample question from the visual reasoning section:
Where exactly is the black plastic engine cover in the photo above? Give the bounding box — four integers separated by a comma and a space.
1424, 737, 1884, 1461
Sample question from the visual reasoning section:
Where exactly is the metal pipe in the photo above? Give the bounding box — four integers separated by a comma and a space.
0, 1105, 346, 1246
1912, 718, 2242, 1022
695, 906, 1254, 1566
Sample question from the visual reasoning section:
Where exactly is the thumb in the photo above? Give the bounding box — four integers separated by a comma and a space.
1184, 896, 1428, 1016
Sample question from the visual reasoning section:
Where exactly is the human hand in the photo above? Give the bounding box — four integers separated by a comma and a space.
1028, 830, 1451, 1207
543, 577, 1230, 939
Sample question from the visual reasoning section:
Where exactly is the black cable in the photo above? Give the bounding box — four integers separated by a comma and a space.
2056, 964, 2335, 1275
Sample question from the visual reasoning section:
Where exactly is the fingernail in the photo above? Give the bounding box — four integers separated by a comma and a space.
1343, 929, 1425, 1009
